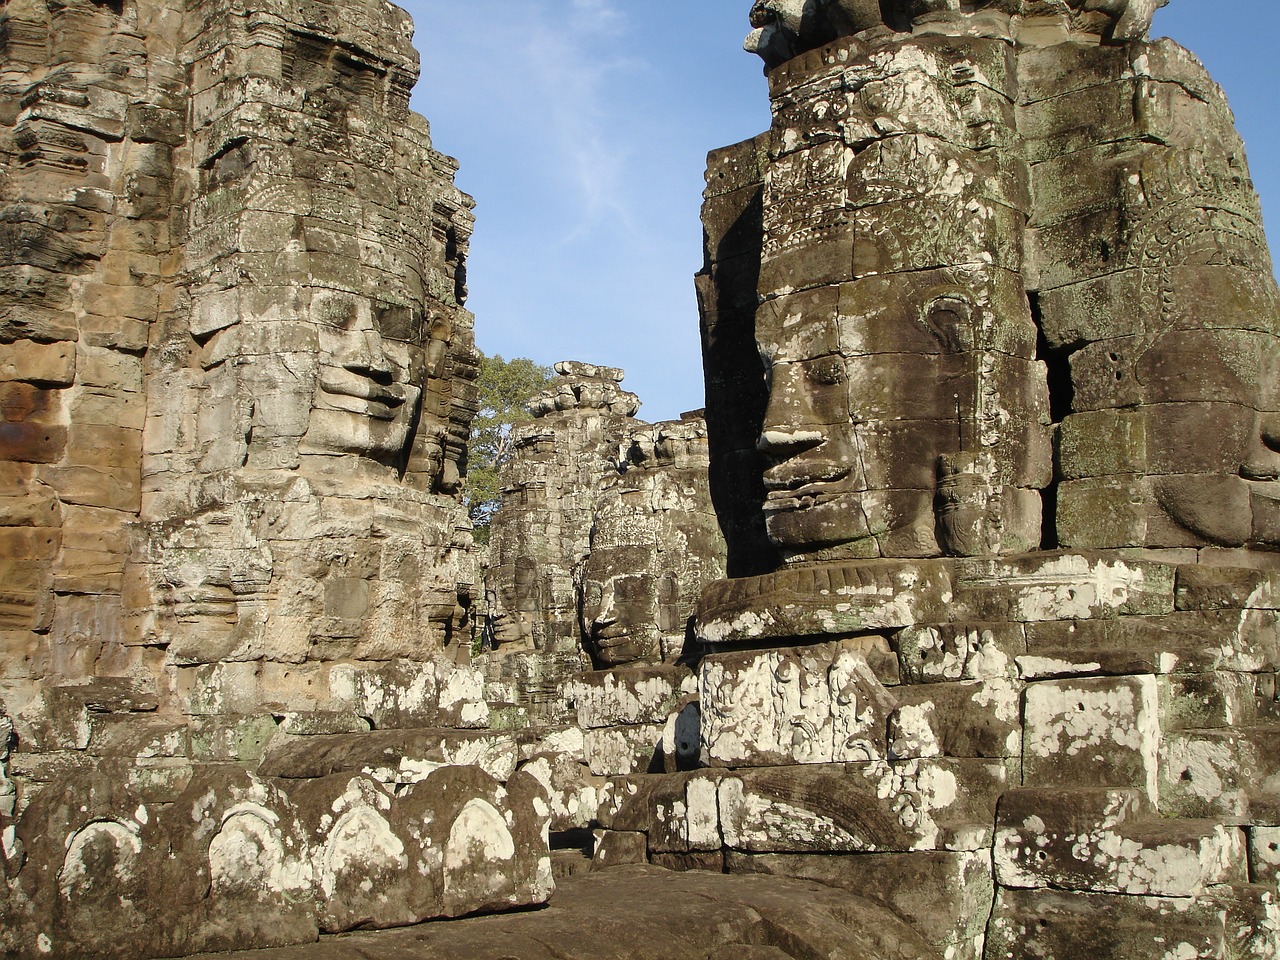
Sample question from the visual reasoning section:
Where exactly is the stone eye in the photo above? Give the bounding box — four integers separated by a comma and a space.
807, 357, 846, 386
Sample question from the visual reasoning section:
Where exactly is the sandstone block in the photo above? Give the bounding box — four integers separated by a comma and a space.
987, 887, 1230, 960
582, 723, 664, 777
700, 642, 895, 767
1023, 675, 1161, 797
1250, 827, 1280, 887
1022, 611, 1280, 678
260, 729, 519, 786
591, 830, 647, 869
518, 752, 597, 831
888, 679, 1021, 759
1160, 727, 1280, 823
158, 768, 318, 956
595, 770, 725, 853
953, 553, 1176, 622
896, 622, 1025, 684
995, 787, 1244, 897
718, 760, 1010, 854
571, 664, 694, 729
0, 340, 74, 386
291, 774, 416, 931
697, 560, 954, 646
332, 659, 489, 730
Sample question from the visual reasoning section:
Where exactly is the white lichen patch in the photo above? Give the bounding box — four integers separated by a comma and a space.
442, 798, 517, 901
58, 820, 142, 901
318, 806, 406, 899
208, 808, 311, 897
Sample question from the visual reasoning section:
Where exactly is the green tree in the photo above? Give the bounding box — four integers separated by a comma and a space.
465, 352, 554, 539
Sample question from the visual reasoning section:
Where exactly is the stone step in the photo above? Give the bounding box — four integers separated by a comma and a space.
996, 787, 1246, 897
259, 728, 521, 785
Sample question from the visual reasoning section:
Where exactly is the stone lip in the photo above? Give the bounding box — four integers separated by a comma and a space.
172, 864, 938, 960
695, 551, 1186, 645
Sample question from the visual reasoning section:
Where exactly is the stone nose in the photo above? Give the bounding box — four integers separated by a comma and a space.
339, 328, 394, 384
757, 359, 826, 457
1243, 412, 1280, 480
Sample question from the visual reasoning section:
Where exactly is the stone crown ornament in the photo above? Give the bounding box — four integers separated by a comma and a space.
746, 0, 1171, 68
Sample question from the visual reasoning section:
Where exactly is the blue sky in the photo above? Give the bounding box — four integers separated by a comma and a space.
405, 1, 1280, 423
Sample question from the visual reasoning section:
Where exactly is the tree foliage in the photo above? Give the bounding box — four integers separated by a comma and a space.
465, 352, 554, 537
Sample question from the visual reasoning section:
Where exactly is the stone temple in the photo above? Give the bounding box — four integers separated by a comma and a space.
2, 0, 1280, 958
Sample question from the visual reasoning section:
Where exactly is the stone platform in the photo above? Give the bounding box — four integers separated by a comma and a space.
170, 864, 936, 960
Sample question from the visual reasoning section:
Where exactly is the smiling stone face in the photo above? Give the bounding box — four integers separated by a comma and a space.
301, 292, 428, 464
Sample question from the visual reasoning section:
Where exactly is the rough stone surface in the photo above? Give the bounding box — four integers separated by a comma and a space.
7, 1, 1280, 958
171, 864, 940, 960
677, 4, 1280, 958
484, 378, 725, 721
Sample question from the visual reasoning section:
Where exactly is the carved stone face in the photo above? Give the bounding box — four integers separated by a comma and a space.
487, 592, 535, 649
300, 291, 427, 464
753, 277, 1036, 560
578, 504, 662, 667
755, 304, 871, 556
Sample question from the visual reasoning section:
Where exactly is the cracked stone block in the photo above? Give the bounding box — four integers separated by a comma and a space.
595, 770, 725, 853
518, 752, 598, 831
1022, 610, 1280, 679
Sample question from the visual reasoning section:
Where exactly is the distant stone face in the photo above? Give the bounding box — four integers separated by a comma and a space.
578, 416, 726, 667
484, 365, 726, 715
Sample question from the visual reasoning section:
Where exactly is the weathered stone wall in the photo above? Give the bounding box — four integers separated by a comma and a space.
664, 3, 1280, 958
0, 1, 555, 955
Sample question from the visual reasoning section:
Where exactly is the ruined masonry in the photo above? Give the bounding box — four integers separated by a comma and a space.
0, 0, 552, 955
4, 0, 1280, 959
